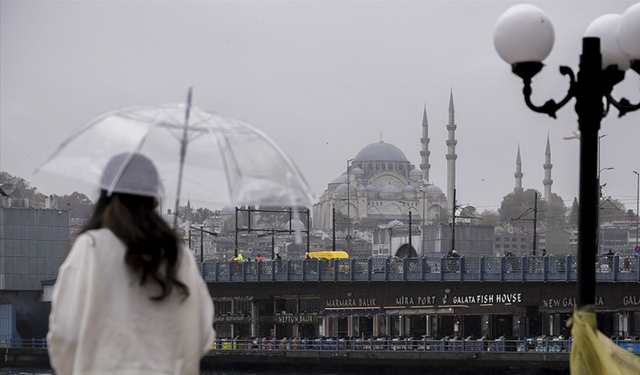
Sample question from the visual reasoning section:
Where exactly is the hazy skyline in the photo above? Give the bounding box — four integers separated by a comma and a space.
1, 0, 639, 213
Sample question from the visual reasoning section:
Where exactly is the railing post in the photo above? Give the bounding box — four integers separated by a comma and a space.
500, 256, 505, 281
566, 254, 572, 281
521, 255, 526, 281
351, 258, 356, 281
302, 259, 307, 282
440, 256, 446, 281
403, 258, 408, 281
271, 260, 276, 282
333, 259, 338, 281
543, 255, 549, 281
613, 254, 620, 281
459, 256, 465, 281
368, 257, 373, 281
479, 256, 485, 281
242, 261, 247, 282
385, 258, 390, 281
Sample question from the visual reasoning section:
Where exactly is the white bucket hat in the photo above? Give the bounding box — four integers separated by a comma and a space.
100, 153, 160, 197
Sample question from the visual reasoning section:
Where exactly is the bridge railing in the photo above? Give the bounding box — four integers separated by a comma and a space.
208, 336, 640, 354
202, 254, 640, 283
1, 338, 48, 349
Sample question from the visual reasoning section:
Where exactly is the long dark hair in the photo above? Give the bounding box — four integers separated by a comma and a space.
81, 190, 189, 301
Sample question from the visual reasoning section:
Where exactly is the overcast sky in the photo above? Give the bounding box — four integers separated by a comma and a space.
1, 0, 639, 213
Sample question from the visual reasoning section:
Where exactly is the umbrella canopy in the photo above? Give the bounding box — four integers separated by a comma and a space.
35, 98, 315, 214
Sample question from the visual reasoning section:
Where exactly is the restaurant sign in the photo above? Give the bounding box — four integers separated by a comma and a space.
273, 315, 322, 324
214, 314, 252, 323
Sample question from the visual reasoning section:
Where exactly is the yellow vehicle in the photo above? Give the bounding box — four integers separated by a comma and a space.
306, 251, 349, 273
305, 250, 349, 260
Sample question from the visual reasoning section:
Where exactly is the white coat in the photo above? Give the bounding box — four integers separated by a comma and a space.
47, 228, 214, 375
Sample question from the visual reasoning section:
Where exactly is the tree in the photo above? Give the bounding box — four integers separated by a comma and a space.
0, 172, 46, 207
479, 209, 501, 226
55, 192, 94, 219
539, 193, 567, 228
568, 197, 580, 226
499, 189, 542, 230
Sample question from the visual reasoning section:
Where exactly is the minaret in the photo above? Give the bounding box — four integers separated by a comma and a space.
420, 105, 431, 183
543, 134, 553, 202
446, 91, 457, 214
514, 145, 524, 193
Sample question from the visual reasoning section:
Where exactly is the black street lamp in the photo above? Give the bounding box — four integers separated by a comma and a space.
494, 3, 640, 308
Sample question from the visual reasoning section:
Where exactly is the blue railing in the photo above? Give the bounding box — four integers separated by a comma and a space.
209, 336, 640, 354
1, 338, 48, 349
202, 254, 640, 283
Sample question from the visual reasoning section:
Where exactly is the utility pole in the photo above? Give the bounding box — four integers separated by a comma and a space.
451, 189, 456, 254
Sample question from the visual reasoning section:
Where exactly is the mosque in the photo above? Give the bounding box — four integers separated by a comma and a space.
312, 92, 556, 258
313, 92, 458, 233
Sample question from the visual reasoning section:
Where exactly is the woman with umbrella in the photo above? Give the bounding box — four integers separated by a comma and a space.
47, 153, 214, 375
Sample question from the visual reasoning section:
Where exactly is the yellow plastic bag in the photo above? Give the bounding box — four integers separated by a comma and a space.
569, 305, 640, 375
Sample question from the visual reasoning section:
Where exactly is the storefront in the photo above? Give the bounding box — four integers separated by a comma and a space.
208, 281, 640, 340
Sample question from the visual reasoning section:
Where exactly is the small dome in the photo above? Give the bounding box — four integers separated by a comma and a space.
357, 185, 368, 192
331, 174, 347, 184
221, 205, 236, 212
387, 219, 404, 228
426, 185, 444, 194
380, 184, 400, 194
335, 183, 356, 194
366, 184, 378, 192
403, 185, 417, 193
351, 167, 364, 175
354, 141, 409, 162
410, 168, 422, 176
286, 219, 306, 230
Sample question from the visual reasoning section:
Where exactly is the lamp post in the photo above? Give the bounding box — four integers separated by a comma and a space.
634, 171, 639, 251
419, 186, 428, 256
596, 168, 613, 255
346, 158, 354, 251
494, 3, 640, 308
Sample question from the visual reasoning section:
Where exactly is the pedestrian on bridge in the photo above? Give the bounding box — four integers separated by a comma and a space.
47, 153, 214, 375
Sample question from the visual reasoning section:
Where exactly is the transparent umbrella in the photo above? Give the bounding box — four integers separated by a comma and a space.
34, 90, 315, 225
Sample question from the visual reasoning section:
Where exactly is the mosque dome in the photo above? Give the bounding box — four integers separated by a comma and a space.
285, 219, 306, 230
410, 168, 422, 177
351, 167, 364, 175
357, 185, 368, 192
331, 174, 347, 184
380, 184, 400, 194
403, 185, 417, 193
387, 219, 405, 228
335, 183, 356, 195
425, 185, 444, 195
366, 184, 378, 193
354, 141, 409, 162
